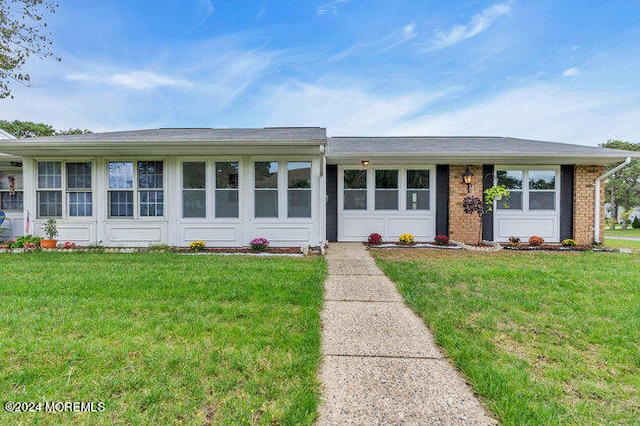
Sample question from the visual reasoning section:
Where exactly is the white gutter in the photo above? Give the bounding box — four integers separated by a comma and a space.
594, 157, 631, 244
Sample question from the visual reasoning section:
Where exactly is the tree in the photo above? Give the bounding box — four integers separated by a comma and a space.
0, 119, 92, 137
0, 119, 54, 137
0, 0, 59, 99
57, 128, 93, 135
600, 140, 640, 228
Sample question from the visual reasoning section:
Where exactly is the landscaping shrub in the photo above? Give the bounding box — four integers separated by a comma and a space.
189, 240, 205, 251
368, 232, 383, 245
398, 233, 414, 245
9, 235, 41, 249
434, 235, 449, 246
632, 216, 640, 229
529, 235, 545, 246
250, 237, 270, 252
508, 236, 521, 247
561, 238, 577, 247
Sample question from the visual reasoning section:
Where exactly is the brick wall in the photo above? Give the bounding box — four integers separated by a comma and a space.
573, 165, 605, 245
449, 165, 484, 244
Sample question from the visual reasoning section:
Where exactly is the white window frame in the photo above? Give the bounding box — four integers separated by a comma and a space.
0, 167, 24, 212
339, 166, 436, 214
36, 160, 95, 219
106, 159, 165, 220
493, 166, 560, 212
252, 158, 315, 220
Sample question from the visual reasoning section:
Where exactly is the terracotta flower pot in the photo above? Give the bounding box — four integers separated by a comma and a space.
40, 239, 57, 249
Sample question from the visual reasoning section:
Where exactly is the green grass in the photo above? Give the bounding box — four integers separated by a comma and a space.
604, 238, 640, 252
604, 227, 640, 237
372, 249, 639, 425
0, 252, 325, 425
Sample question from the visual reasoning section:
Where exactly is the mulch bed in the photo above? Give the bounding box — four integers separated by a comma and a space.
174, 247, 302, 254
365, 242, 460, 249
502, 244, 613, 252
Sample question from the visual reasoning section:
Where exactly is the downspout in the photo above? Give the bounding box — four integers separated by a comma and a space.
594, 157, 631, 244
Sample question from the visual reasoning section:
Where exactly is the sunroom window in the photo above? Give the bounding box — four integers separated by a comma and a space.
109, 161, 163, 218
37, 161, 62, 218
375, 170, 398, 210
182, 162, 206, 218
344, 170, 367, 210
406, 170, 430, 210
0, 170, 23, 211
288, 161, 311, 218
216, 162, 239, 218
255, 161, 279, 218
67, 162, 92, 217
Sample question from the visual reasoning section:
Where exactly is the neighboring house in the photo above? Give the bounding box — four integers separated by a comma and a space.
0, 127, 637, 247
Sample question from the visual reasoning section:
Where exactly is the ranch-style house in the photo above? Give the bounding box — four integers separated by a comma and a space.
0, 127, 638, 247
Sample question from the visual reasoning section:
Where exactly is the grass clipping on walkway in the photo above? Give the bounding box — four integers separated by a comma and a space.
373, 250, 639, 425
0, 252, 325, 425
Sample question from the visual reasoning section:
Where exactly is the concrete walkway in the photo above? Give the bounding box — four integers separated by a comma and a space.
317, 243, 497, 425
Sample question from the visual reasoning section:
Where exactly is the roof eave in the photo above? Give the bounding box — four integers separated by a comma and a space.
326, 152, 639, 165
0, 139, 327, 157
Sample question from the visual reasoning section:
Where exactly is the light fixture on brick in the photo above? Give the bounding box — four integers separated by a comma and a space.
462, 165, 474, 193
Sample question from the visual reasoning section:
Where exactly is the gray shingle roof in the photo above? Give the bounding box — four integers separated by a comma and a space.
17, 127, 327, 143
326, 136, 640, 164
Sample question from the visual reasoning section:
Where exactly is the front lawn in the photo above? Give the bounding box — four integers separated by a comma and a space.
604, 238, 640, 252
604, 227, 640, 237
0, 252, 325, 425
373, 249, 639, 425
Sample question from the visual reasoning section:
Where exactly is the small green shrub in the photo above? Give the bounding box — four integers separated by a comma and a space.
9, 235, 41, 248
632, 216, 640, 229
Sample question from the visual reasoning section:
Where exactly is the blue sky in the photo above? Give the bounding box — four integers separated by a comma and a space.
2, 0, 640, 145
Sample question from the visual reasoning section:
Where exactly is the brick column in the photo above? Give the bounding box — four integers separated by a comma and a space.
573, 165, 605, 245
449, 165, 484, 244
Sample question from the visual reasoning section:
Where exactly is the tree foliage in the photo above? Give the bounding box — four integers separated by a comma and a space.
0, 119, 91, 137
0, 0, 59, 99
600, 140, 640, 225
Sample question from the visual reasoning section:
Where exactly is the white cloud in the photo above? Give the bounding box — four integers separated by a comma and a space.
377, 22, 418, 52
317, 0, 351, 15
332, 22, 417, 59
383, 84, 640, 145
67, 71, 192, 90
427, 3, 511, 51
195, 0, 214, 24
257, 81, 448, 135
256, 2, 267, 20
562, 67, 580, 77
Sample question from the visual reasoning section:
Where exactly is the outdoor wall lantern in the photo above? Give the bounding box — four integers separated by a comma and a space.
361, 159, 370, 167
462, 165, 474, 193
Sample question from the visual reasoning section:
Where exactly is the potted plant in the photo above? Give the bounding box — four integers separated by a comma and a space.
483, 185, 510, 211
40, 217, 58, 248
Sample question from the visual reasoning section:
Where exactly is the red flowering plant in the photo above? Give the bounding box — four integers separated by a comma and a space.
367, 232, 383, 245
434, 235, 449, 246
